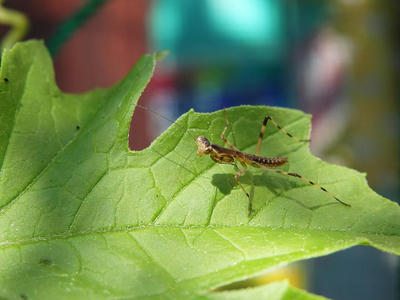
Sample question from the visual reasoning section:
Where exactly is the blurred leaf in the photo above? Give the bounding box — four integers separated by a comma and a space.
0, 40, 399, 299
206, 281, 326, 300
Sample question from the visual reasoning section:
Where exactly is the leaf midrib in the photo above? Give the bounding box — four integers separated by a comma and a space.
0, 223, 397, 250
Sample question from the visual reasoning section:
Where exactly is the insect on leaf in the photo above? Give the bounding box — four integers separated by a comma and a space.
0, 40, 399, 299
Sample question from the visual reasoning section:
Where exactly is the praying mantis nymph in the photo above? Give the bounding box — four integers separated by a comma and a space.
135, 104, 351, 216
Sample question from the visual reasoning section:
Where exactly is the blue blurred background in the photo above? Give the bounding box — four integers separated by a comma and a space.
1, 0, 398, 298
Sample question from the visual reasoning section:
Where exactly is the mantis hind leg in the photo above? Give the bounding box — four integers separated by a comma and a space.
255, 116, 310, 156
259, 166, 351, 207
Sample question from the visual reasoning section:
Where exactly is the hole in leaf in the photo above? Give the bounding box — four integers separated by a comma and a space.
211, 264, 305, 292
129, 98, 179, 151
130, 100, 153, 151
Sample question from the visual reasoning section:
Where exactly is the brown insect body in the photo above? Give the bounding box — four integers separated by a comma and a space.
206, 142, 287, 168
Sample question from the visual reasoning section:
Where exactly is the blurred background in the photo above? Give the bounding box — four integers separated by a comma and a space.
0, 0, 398, 299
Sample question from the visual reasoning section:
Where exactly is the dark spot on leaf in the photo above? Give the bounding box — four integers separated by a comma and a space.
39, 258, 52, 265
4, 77, 9, 83
20, 294, 28, 300
76, 125, 80, 130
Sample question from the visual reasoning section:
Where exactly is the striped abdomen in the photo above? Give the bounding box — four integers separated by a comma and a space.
243, 154, 287, 168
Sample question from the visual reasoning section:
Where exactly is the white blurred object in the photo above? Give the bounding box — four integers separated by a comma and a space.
296, 27, 353, 155
300, 28, 353, 104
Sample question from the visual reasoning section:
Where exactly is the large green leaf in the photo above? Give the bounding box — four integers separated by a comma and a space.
0, 40, 399, 299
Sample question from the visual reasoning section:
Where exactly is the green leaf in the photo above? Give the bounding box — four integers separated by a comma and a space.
0, 40, 399, 299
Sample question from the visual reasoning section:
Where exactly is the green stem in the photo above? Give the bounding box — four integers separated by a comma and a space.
46, 0, 109, 57
0, 3, 29, 52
